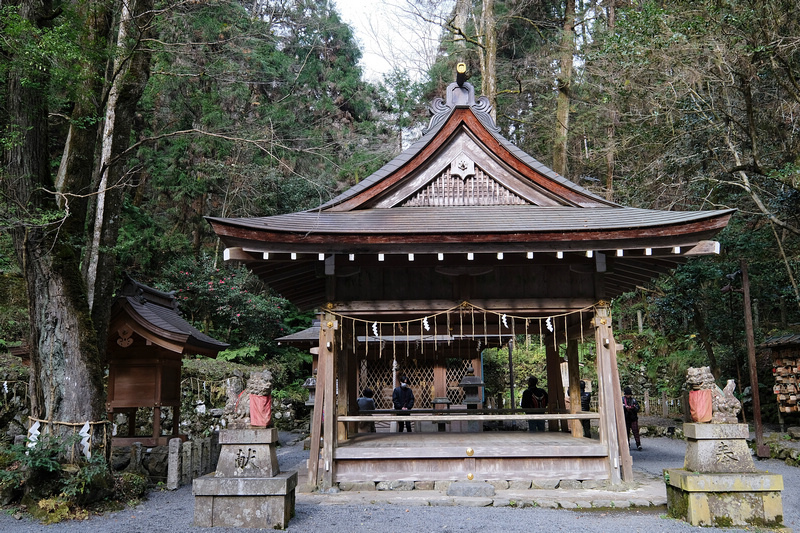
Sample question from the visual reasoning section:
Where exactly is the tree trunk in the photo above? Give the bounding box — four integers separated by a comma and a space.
604, 0, 617, 200
2, 0, 106, 442
480, 0, 497, 121
453, 0, 470, 47
553, 0, 575, 178
83, 0, 154, 354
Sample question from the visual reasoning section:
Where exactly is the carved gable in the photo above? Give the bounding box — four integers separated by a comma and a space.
402, 165, 528, 207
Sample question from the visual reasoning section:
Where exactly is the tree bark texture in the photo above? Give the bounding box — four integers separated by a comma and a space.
553, 0, 575, 178
2, 0, 106, 436
82, 0, 154, 354
480, 0, 497, 121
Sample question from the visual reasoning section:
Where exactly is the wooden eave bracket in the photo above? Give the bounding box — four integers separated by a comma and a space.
223, 247, 260, 262
682, 240, 721, 256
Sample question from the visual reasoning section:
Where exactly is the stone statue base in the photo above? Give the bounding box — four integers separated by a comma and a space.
193, 428, 297, 529
665, 423, 784, 528
665, 469, 783, 527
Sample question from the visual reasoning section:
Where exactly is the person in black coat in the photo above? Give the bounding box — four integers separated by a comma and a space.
392, 375, 415, 432
623, 386, 642, 450
580, 381, 592, 438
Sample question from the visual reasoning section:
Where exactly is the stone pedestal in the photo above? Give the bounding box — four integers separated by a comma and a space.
683, 423, 755, 473
666, 423, 784, 528
193, 428, 297, 529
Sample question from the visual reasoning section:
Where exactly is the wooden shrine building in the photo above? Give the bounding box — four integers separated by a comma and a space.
107, 275, 229, 446
207, 70, 733, 489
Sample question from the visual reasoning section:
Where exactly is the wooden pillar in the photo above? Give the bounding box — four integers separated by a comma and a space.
308, 313, 338, 489
321, 314, 338, 490
545, 340, 567, 431
594, 305, 632, 483
337, 320, 351, 443
567, 339, 583, 437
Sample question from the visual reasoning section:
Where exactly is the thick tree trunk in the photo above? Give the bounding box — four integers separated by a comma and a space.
553, 0, 575, 178
2, 0, 106, 442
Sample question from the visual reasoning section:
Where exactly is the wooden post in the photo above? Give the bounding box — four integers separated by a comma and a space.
567, 339, 583, 437
741, 260, 769, 458
337, 322, 350, 443
508, 339, 516, 413
662, 391, 668, 418
636, 310, 643, 333
595, 305, 632, 483
545, 341, 566, 431
321, 314, 338, 489
307, 315, 328, 487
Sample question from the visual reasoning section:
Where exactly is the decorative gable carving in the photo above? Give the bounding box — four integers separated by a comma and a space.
450, 152, 475, 180
401, 166, 528, 207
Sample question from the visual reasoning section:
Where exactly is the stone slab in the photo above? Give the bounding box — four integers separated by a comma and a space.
218, 427, 278, 445
665, 469, 783, 492
193, 470, 298, 496
683, 423, 749, 440
446, 481, 495, 497
339, 481, 376, 492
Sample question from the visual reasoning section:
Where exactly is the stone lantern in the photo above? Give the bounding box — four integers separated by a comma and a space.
458, 366, 485, 406
302, 370, 317, 406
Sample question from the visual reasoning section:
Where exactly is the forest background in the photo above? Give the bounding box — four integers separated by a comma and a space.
2, 0, 800, 443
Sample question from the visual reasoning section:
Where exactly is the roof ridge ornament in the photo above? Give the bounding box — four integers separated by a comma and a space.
423, 63, 500, 135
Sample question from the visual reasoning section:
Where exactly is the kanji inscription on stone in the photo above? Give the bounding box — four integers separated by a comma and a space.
235, 447, 257, 469
715, 441, 738, 464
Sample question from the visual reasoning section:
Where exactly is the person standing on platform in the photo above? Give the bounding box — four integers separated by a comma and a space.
357, 388, 376, 433
392, 376, 415, 432
580, 381, 592, 438
623, 386, 642, 450
521, 376, 548, 431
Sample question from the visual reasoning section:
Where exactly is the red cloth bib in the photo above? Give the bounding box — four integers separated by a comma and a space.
249, 394, 272, 427
689, 389, 712, 422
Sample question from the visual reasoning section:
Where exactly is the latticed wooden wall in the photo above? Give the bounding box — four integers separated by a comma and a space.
357, 357, 475, 409
446, 359, 473, 405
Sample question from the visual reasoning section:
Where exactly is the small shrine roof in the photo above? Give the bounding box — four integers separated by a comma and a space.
112, 275, 229, 356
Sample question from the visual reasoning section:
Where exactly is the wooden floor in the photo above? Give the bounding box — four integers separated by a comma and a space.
331, 431, 611, 483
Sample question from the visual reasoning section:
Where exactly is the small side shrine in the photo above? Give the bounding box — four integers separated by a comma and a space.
106, 275, 229, 446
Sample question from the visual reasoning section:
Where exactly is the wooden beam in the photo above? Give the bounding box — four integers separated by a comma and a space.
328, 298, 596, 315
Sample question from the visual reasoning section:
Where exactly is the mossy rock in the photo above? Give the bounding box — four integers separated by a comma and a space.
114, 472, 148, 501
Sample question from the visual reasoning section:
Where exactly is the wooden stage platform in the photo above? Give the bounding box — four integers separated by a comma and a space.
329, 431, 611, 484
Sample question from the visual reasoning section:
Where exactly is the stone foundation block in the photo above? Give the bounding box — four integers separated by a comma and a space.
665, 468, 784, 528
446, 481, 495, 497
193, 470, 297, 529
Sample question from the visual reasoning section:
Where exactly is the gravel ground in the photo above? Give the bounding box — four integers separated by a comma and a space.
1, 432, 797, 533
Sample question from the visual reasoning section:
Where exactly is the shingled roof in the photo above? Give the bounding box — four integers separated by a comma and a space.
111, 274, 229, 357
207, 76, 733, 311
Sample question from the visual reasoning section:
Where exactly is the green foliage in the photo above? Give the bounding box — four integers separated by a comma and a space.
154, 254, 297, 355
0, 434, 118, 521
482, 337, 549, 408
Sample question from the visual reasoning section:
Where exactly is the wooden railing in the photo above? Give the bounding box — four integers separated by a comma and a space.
339, 409, 600, 423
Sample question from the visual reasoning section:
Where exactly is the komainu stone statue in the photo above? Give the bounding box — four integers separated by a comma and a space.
685, 366, 741, 424
224, 370, 273, 428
